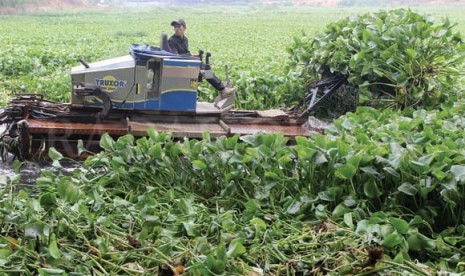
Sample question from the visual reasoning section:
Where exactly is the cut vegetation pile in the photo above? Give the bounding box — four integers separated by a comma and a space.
288, 9, 465, 115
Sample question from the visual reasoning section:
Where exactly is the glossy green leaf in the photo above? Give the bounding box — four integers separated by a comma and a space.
192, 160, 207, 171
77, 139, 86, 156
250, 218, 267, 231
48, 234, 61, 259
0, 174, 7, 186
0, 248, 12, 259
389, 218, 410, 234
335, 164, 357, 180
99, 133, 115, 151
182, 221, 196, 237
57, 180, 80, 203
398, 182, 418, 196
38, 268, 65, 275
451, 165, 465, 182
364, 178, 381, 198
149, 142, 163, 158
383, 233, 403, 248
332, 203, 348, 219
409, 160, 429, 174
286, 200, 301, 215
39, 193, 57, 210
343, 212, 354, 228
48, 147, 63, 161
265, 171, 280, 181
407, 232, 436, 252
227, 240, 246, 257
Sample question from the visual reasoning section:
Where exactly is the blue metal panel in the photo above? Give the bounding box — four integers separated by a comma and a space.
163, 59, 201, 68
115, 100, 160, 110
83, 97, 160, 110
82, 92, 197, 111
160, 91, 196, 111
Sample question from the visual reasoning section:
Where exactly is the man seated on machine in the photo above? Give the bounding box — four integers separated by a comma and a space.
168, 19, 237, 99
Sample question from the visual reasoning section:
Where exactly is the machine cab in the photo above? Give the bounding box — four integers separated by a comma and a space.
71, 44, 201, 112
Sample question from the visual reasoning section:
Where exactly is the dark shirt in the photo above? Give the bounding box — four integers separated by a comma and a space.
168, 35, 190, 55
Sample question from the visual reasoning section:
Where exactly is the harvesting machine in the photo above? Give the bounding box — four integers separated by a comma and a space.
0, 38, 346, 160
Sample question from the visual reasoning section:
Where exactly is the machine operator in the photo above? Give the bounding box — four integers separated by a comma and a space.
168, 19, 237, 99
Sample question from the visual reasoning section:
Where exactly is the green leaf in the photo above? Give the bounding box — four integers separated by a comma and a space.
389, 218, 410, 234
360, 166, 379, 175
347, 153, 363, 169
192, 160, 207, 171
49, 234, 61, 259
99, 133, 115, 151
77, 139, 86, 156
240, 135, 256, 146
344, 212, 354, 228
149, 142, 163, 158
314, 152, 328, 164
286, 200, 301, 214
39, 193, 57, 210
12, 159, 22, 173
341, 118, 354, 130
406, 48, 417, 59
202, 131, 211, 142
179, 198, 194, 215
318, 189, 337, 202
207, 257, 225, 275
398, 182, 418, 196
227, 240, 246, 257
0, 248, 12, 258
294, 145, 317, 161
332, 203, 348, 219
250, 218, 267, 231
335, 164, 356, 180
451, 165, 465, 182
363, 178, 381, 198
182, 221, 196, 237
409, 160, 429, 174
382, 233, 403, 248
384, 167, 400, 178
409, 216, 426, 227
355, 220, 368, 234
265, 171, 280, 181
216, 243, 227, 261
244, 199, 261, 213
224, 135, 239, 149
57, 180, 80, 203
0, 174, 7, 186
407, 232, 436, 252
48, 147, 63, 161
38, 268, 65, 275
434, 28, 447, 37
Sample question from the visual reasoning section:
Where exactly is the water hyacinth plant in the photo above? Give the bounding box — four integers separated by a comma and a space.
288, 9, 465, 110
2, 127, 464, 274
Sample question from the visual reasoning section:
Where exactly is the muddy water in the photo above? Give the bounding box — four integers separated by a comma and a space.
0, 123, 55, 188
0, 156, 42, 189
0, 153, 82, 190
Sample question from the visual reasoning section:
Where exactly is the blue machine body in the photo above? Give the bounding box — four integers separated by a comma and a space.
71, 44, 202, 112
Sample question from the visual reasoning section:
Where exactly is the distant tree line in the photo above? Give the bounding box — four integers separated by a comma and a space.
0, 0, 40, 7
1, 0, 461, 8
339, 0, 462, 6
0, 0, 89, 7
0, 0, 263, 7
